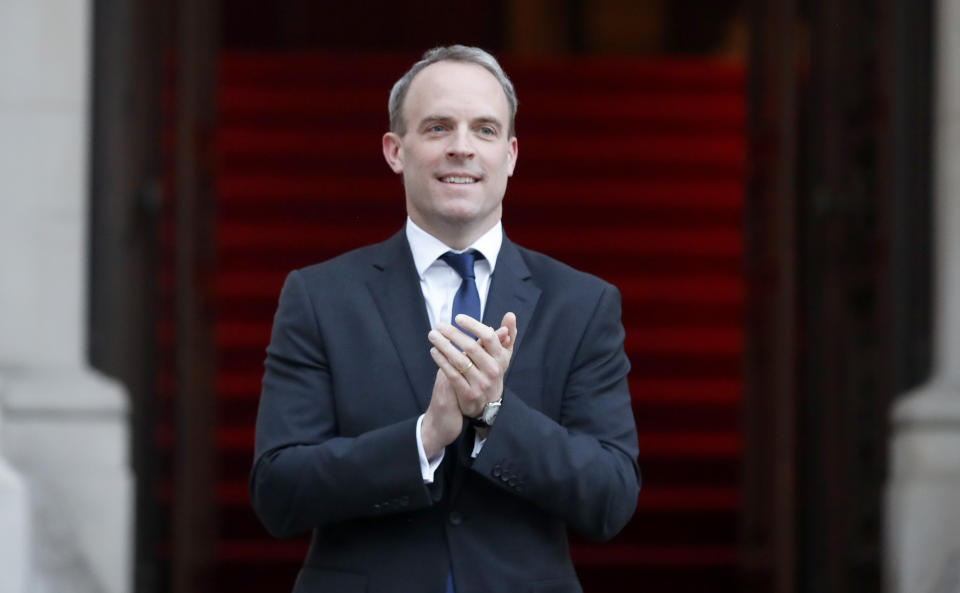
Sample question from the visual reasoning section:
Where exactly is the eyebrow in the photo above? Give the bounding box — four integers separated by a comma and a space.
472, 116, 503, 129
419, 114, 504, 129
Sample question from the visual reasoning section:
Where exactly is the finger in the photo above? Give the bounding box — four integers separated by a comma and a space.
430, 346, 471, 389
434, 323, 478, 352
454, 314, 501, 353
431, 348, 481, 417
495, 326, 510, 347
451, 313, 481, 340
500, 312, 518, 352
436, 323, 497, 375
428, 330, 476, 374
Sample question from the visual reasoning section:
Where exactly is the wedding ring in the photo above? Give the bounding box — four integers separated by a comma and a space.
459, 361, 474, 374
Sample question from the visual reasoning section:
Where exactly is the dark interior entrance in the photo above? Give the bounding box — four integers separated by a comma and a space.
88, 2, 932, 592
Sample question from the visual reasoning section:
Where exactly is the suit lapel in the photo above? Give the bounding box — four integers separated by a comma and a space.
482, 236, 541, 382
366, 230, 435, 412
451, 235, 541, 501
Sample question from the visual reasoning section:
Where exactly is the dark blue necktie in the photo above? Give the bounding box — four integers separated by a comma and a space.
438, 250, 482, 593
440, 250, 483, 338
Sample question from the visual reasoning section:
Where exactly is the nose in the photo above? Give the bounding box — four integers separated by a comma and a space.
446, 127, 475, 159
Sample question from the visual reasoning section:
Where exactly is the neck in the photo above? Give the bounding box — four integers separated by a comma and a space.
409, 214, 500, 251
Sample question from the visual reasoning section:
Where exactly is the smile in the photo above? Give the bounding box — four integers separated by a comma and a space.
438, 176, 479, 184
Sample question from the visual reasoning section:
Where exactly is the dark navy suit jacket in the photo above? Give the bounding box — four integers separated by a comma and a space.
250, 229, 640, 593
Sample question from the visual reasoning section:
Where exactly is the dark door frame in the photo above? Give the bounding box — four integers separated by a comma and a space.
89, 1, 220, 592
740, 0, 932, 591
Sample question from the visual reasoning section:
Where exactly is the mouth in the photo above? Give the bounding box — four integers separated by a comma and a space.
437, 174, 480, 185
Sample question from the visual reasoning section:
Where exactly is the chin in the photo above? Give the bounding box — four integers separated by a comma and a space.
435, 200, 481, 219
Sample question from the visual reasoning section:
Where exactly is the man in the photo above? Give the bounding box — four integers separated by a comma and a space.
251, 45, 640, 593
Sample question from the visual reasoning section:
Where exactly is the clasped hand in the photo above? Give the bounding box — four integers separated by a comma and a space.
420, 312, 517, 458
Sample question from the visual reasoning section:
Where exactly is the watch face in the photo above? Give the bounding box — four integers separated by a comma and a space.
482, 401, 501, 424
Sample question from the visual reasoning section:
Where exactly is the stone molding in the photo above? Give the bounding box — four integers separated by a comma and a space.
0, 368, 131, 593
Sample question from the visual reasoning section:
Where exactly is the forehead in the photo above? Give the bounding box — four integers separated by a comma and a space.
403, 60, 510, 123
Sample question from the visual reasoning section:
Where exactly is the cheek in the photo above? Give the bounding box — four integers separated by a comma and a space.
405, 161, 427, 181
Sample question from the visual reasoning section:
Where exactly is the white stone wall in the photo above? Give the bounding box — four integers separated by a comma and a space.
0, 375, 30, 593
0, 1, 133, 592
0, 0, 89, 369
886, 0, 960, 592
2, 371, 131, 593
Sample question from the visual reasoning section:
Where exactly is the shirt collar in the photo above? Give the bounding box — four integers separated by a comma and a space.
406, 217, 503, 278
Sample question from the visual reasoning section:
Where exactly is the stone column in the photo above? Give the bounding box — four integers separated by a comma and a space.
0, 1, 132, 592
886, 0, 960, 591
0, 376, 29, 593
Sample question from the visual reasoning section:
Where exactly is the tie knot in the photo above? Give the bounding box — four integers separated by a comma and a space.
441, 250, 482, 280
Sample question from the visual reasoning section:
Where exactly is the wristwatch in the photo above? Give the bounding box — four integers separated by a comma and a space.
468, 398, 502, 428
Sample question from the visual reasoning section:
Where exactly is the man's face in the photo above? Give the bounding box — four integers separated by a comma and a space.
383, 61, 518, 245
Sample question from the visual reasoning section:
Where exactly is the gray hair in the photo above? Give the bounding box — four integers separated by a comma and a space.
388, 45, 518, 137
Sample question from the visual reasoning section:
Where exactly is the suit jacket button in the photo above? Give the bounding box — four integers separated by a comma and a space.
492, 465, 502, 478
449, 511, 463, 526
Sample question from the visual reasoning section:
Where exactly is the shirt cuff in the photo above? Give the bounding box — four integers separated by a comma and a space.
471, 432, 487, 458
416, 414, 444, 483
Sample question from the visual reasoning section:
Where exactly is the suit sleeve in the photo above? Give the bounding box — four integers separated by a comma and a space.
465, 283, 640, 541
249, 270, 437, 538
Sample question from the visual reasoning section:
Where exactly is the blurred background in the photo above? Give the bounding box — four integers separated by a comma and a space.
1, 0, 945, 592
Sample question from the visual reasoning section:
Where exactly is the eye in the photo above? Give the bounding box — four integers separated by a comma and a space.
427, 124, 447, 133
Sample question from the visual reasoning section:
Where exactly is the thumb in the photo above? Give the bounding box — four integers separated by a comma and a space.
499, 312, 518, 350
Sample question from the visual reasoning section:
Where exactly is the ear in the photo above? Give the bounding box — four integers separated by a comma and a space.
382, 132, 404, 174
506, 136, 518, 177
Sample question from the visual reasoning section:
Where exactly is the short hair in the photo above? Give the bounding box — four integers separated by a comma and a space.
388, 45, 518, 137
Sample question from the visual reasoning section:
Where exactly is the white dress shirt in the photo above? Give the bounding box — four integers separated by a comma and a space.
406, 217, 503, 483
